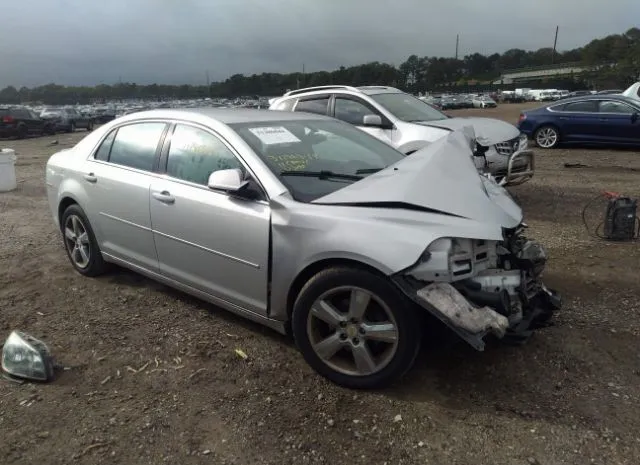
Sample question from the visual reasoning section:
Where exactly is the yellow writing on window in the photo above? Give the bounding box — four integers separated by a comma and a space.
268, 153, 318, 171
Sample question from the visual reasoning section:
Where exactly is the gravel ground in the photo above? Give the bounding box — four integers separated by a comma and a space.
1, 104, 640, 465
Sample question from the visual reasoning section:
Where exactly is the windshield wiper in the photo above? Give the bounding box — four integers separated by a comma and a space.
354, 168, 384, 174
279, 170, 362, 181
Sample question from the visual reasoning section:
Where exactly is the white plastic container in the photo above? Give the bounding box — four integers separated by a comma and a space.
0, 148, 17, 192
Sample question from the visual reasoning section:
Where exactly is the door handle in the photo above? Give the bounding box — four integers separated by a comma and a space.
83, 173, 97, 183
152, 191, 175, 204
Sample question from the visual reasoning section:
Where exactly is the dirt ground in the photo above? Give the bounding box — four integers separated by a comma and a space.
1, 103, 640, 465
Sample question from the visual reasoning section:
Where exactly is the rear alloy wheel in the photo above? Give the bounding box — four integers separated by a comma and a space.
292, 267, 421, 389
534, 125, 560, 149
61, 204, 107, 277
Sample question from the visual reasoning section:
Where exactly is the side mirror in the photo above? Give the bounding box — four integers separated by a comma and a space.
362, 114, 383, 127
207, 168, 249, 193
2, 331, 55, 382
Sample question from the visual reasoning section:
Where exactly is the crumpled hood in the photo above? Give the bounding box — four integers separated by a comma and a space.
314, 127, 523, 229
416, 116, 520, 146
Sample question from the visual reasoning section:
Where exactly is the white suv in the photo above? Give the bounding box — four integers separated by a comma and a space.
269, 85, 534, 186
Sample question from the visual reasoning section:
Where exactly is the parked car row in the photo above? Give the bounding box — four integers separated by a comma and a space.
0, 105, 97, 139
420, 93, 499, 110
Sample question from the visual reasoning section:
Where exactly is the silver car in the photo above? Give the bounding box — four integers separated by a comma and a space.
269, 85, 534, 186
45, 109, 560, 389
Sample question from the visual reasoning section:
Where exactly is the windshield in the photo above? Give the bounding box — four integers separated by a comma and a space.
230, 119, 405, 202
371, 92, 448, 122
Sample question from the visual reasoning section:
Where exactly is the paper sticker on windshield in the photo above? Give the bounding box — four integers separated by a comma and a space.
248, 126, 301, 145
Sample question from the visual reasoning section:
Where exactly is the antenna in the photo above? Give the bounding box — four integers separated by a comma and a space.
552, 26, 559, 64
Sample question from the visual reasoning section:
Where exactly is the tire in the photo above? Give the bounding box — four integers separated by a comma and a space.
534, 125, 560, 149
291, 266, 421, 389
60, 204, 107, 277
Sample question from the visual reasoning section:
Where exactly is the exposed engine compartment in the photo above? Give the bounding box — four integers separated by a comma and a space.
396, 224, 561, 350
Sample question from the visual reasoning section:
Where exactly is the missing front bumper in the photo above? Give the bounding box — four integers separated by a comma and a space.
404, 280, 561, 351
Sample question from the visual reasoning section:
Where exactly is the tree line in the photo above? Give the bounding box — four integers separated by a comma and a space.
1, 27, 638, 105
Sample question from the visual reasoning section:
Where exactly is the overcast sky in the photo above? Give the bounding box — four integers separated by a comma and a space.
0, 0, 637, 87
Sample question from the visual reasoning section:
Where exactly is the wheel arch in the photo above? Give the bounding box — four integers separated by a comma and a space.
285, 258, 388, 325
58, 195, 80, 227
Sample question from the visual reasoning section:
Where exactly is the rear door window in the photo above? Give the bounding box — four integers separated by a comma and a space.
294, 97, 330, 115
563, 101, 598, 112
11, 109, 31, 119
107, 123, 166, 171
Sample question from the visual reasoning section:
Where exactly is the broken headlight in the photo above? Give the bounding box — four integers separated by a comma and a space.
1, 331, 55, 381
407, 237, 494, 282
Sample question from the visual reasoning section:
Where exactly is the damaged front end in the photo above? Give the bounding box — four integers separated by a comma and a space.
393, 224, 561, 350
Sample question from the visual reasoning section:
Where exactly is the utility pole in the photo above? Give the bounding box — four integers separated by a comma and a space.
551, 26, 559, 64
206, 70, 210, 87
455, 34, 459, 60
302, 63, 305, 87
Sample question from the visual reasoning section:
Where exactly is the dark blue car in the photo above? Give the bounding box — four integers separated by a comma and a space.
517, 95, 640, 149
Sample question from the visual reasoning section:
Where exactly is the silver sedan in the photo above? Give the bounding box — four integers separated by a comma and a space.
46, 109, 560, 388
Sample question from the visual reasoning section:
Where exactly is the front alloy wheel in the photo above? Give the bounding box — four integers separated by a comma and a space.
292, 267, 421, 389
308, 287, 399, 376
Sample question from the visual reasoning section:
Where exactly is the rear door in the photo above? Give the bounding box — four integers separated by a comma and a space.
83, 121, 168, 271
149, 123, 271, 315
28, 111, 46, 133
597, 100, 640, 144
11, 108, 36, 134
556, 100, 600, 142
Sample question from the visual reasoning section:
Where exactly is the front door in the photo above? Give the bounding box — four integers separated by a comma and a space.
597, 100, 640, 144
149, 123, 270, 315
333, 96, 395, 145
558, 100, 600, 143
83, 121, 168, 271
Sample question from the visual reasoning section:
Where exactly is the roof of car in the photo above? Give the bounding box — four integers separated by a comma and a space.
553, 94, 639, 106
278, 85, 404, 99
122, 107, 332, 124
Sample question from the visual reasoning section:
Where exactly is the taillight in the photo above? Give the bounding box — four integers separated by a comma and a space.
2, 116, 14, 123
